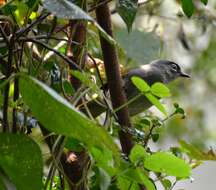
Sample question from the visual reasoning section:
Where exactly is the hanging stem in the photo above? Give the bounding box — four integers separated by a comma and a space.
95, 2, 133, 155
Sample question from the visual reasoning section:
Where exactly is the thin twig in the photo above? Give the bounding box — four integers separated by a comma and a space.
16, 13, 50, 38
0, 24, 9, 46
21, 35, 80, 45
20, 38, 81, 71
143, 124, 157, 147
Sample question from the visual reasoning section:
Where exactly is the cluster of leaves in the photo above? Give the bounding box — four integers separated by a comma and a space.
0, 0, 214, 190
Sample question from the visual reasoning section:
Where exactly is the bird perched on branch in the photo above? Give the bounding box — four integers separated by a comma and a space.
81, 60, 190, 117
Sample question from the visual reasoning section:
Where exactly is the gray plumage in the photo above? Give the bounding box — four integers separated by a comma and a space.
82, 60, 190, 117
123, 60, 190, 115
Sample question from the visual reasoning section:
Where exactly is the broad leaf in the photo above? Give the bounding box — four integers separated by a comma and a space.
129, 144, 148, 164
43, 0, 117, 46
0, 133, 43, 190
91, 147, 115, 175
144, 152, 191, 178
98, 168, 111, 190
43, 0, 93, 20
181, 0, 194, 17
150, 82, 171, 98
117, 176, 139, 190
117, 0, 138, 32
145, 93, 167, 115
131, 76, 150, 93
121, 168, 156, 190
19, 75, 120, 161
115, 29, 160, 64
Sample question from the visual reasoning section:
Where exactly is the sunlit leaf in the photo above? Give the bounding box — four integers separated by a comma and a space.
129, 144, 148, 164
144, 152, 191, 178
91, 147, 115, 175
145, 93, 167, 115
150, 82, 171, 98
122, 168, 156, 190
131, 76, 150, 93
117, 176, 139, 190
0, 133, 43, 190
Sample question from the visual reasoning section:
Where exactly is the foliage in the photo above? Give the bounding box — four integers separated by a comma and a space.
0, 0, 214, 190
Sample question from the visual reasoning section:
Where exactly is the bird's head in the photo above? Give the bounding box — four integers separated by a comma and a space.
150, 60, 190, 83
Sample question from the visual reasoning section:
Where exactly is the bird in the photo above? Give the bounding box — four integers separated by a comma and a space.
81, 60, 190, 117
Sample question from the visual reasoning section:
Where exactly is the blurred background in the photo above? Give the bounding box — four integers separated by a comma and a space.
110, 0, 216, 189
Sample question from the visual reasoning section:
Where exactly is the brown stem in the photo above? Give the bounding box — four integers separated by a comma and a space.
61, 17, 89, 190
95, 3, 133, 155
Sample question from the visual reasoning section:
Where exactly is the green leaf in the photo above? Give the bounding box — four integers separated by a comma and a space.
115, 29, 160, 64
0, 133, 43, 190
91, 147, 115, 175
181, 0, 194, 17
122, 168, 156, 190
144, 152, 191, 178
43, 0, 117, 46
151, 133, 159, 142
94, 22, 117, 46
43, 0, 93, 20
71, 70, 98, 92
179, 140, 216, 160
63, 80, 75, 95
150, 82, 171, 98
19, 75, 120, 162
131, 76, 150, 93
117, 0, 138, 32
64, 137, 83, 152
98, 168, 111, 190
129, 144, 148, 164
200, 0, 208, 5
0, 181, 4, 190
145, 93, 167, 115
26, 0, 39, 8
117, 176, 139, 190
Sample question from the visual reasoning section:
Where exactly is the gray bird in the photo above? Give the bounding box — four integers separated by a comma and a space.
83, 60, 190, 117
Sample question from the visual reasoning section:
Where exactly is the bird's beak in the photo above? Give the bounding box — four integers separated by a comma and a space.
180, 72, 190, 78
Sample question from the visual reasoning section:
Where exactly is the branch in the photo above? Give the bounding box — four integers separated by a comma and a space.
95, 2, 133, 155
20, 38, 81, 71
16, 13, 50, 38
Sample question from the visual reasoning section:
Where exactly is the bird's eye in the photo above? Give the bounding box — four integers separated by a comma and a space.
171, 63, 178, 72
